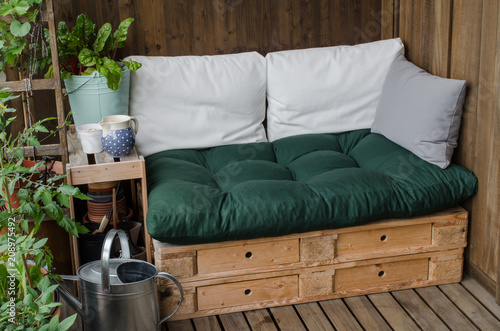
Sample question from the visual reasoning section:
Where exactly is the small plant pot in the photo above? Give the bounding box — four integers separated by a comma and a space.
77, 124, 103, 153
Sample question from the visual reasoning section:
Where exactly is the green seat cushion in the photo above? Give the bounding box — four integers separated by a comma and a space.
146, 130, 477, 244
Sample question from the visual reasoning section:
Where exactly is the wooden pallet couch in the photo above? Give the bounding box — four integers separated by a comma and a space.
125, 38, 478, 320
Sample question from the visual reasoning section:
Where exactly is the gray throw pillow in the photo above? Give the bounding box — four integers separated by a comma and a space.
371, 54, 466, 169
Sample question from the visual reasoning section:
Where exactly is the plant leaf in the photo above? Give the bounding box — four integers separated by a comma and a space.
76, 221, 90, 235
96, 57, 122, 91
93, 22, 112, 52
112, 17, 134, 48
23, 293, 33, 306
61, 71, 72, 81
122, 59, 142, 72
37, 275, 50, 291
58, 314, 77, 331
0, 3, 15, 16
41, 188, 53, 206
25, 134, 41, 146
33, 123, 49, 133
22, 202, 37, 217
56, 216, 78, 237
56, 192, 69, 208
48, 313, 59, 330
10, 20, 31, 37
20, 218, 29, 233
16, 188, 29, 200
28, 8, 39, 22
44, 64, 54, 78
57, 184, 79, 196
72, 14, 95, 48
43, 202, 63, 221
77, 47, 99, 67
33, 237, 48, 249
81, 67, 97, 76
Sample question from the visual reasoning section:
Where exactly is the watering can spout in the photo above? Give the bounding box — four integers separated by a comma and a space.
51, 278, 83, 316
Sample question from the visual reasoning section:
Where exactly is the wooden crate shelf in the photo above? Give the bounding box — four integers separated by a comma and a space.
66, 125, 151, 271
155, 206, 469, 321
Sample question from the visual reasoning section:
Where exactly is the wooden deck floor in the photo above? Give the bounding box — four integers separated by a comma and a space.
165, 276, 500, 331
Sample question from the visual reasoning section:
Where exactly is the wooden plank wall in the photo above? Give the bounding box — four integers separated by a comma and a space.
383, 0, 500, 298
52, 0, 381, 57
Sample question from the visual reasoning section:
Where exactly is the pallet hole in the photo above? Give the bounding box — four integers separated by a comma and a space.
380, 235, 387, 242
245, 252, 253, 258
378, 271, 385, 277
244, 289, 252, 295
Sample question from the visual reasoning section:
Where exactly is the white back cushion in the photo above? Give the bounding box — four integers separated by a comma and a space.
126, 52, 267, 157
266, 38, 404, 141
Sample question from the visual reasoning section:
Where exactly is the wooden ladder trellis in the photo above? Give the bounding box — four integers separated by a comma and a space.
0, 0, 67, 164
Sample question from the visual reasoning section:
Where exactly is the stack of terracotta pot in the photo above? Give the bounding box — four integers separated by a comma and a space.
83, 181, 132, 227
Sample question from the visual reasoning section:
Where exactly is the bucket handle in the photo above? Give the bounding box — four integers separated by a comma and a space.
64, 71, 100, 96
101, 229, 131, 293
156, 272, 184, 325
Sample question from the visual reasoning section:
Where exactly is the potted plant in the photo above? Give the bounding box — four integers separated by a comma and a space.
42, 14, 142, 129
0, 88, 90, 330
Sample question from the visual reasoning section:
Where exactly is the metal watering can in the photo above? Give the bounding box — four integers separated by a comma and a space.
55, 229, 183, 331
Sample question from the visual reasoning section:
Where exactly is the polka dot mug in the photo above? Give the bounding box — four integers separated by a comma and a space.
99, 115, 139, 158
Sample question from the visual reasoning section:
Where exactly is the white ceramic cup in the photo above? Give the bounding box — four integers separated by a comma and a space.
77, 123, 104, 154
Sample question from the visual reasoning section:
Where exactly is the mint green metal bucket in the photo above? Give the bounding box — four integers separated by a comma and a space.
65, 67, 130, 129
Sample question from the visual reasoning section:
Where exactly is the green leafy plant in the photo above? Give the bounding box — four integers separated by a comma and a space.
0, 88, 90, 330
43, 14, 141, 91
0, 0, 43, 73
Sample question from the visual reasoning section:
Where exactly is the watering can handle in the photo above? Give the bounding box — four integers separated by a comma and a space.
156, 272, 184, 325
101, 229, 131, 293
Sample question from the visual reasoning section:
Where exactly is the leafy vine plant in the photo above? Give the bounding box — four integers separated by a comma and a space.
0, 0, 43, 73
43, 14, 141, 91
0, 88, 90, 329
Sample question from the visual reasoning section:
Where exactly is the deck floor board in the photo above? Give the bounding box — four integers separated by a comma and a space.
416, 286, 479, 330
391, 288, 450, 331
60, 275, 497, 331
295, 302, 335, 330
368, 292, 421, 331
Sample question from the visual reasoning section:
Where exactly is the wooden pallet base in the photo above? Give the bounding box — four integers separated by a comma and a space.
153, 206, 468, 321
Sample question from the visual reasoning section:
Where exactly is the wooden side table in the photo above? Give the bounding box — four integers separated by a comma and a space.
65, 125, 151, 272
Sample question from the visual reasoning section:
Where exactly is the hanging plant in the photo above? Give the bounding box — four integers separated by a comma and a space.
0, 0, 43, 73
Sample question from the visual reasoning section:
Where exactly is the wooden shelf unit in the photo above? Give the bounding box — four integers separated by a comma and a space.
65, 125, 151, 272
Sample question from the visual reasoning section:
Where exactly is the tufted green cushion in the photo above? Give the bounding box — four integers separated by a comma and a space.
146, 130, 477, 244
